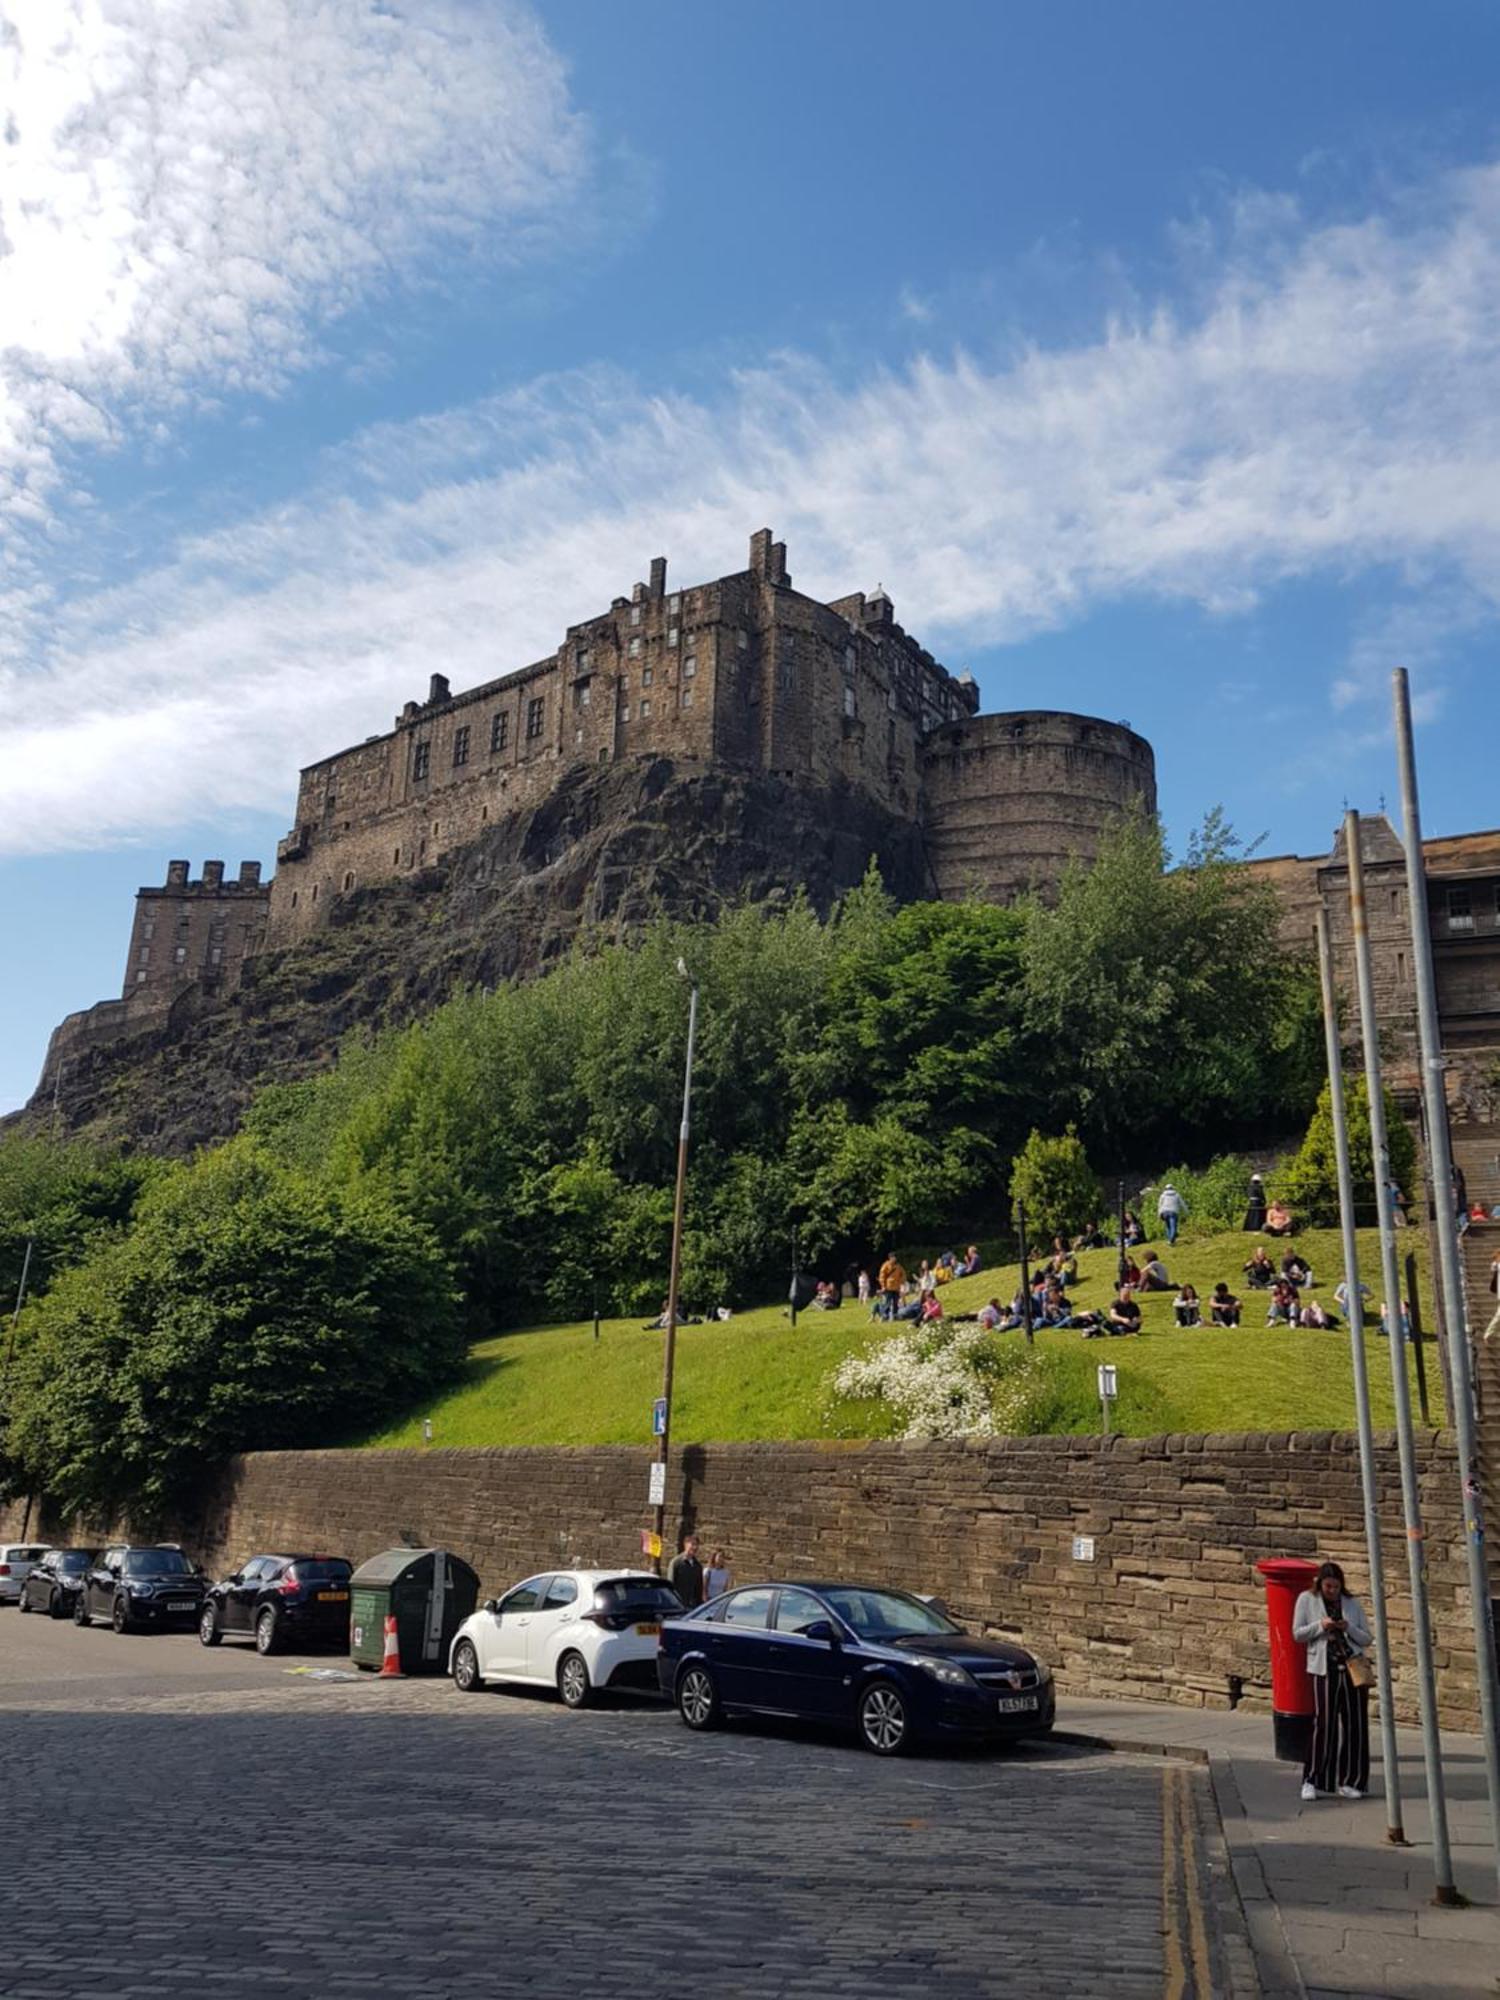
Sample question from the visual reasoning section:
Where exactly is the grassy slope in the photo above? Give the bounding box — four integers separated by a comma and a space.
357, 1226, 1436, 1450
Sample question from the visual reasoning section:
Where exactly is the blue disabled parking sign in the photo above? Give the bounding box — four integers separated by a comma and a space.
652, 1397, 668, 1436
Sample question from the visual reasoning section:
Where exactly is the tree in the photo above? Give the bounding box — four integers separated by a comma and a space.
1281, 1078, 1417, 1228
1007, 1128, 1102, 1242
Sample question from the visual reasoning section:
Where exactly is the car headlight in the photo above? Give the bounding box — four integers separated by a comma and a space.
910, 1654, 976, 1688
1030, 1655, 1053, 1683
128, 1585, 153, 1597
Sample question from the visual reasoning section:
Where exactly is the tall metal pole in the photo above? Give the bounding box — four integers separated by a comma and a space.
1016, 1200, 1034, 1346
1316, 907, 1405, 1843
1346, 810, 1457, 1900
1392, 668, 1500, 1894
652, 972, 699, 1573
1116, 1180, 1127, 1287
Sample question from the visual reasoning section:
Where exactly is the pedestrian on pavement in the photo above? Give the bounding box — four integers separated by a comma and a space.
667, 1532, 704, 1610
1292, 1560, 1374, 1802
703, 1548, 732, 1602
1156, 1183, 1185, 1245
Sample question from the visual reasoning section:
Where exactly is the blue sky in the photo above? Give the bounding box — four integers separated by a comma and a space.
4, 0, 1500, 1114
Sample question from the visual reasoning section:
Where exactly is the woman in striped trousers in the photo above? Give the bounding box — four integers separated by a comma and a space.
1292, 1560, 1374, 1800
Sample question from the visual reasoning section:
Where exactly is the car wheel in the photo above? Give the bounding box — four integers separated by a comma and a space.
17, 1590, 30, 1614
557, 1650, 592, 1710
111, 1597, 134, 1635
73, 1594, 91, 1628
198, 1606, 222, 1648
452, 1639, 482, 1692
858, 1681, 911, 1756
677, 1663, 721, 1731
49, 1592, 69, 1620
254, 1608, 280, 1656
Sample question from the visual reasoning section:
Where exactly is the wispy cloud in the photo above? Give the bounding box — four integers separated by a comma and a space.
9, 153, 1500, 853
0, 0, 593, 536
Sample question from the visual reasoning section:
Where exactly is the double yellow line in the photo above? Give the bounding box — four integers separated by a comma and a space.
1161, 1763, 1214, 1998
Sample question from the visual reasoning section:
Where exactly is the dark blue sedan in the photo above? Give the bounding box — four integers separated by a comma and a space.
657, 1580, 1055, 1755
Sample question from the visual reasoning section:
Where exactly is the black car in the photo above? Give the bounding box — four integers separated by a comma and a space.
75, 1545, 207, 1633
199, 1553, 353, 1655
658, 1580, 1056, 1756
18, 1548, 95, 1618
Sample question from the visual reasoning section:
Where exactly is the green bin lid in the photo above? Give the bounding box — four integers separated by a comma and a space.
349, 1548, 481, 1589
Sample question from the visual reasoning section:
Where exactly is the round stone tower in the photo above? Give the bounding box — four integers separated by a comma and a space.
919, 710, 1157, 904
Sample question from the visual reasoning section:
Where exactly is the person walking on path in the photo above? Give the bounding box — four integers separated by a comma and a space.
1156, 1183, 1185, 1245
1292, 1560, 1374, 1802
667, 1532, 704, 1610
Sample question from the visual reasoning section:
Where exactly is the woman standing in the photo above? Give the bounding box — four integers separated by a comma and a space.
702, 1549, 732, 1602
1292, 1560, 1374, 1801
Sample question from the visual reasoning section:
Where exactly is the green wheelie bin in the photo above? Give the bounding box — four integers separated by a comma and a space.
349, 1547, 480, 1675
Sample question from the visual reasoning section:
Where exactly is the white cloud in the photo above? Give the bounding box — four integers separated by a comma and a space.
0, 0, 592, 531
9, 155, 1500, 854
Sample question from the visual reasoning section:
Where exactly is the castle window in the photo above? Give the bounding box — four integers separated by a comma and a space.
579, 649, 591, 670
574, 727, 585, 746
668, 594, 680, 613
135, 970, 147, 984
628, 637, 642, 659
343, 872, 356, 892
142, 920, 155, 940
683, 656, 696, 679
573, 680, 591, 710
138, 947, 150, 965
1448, 887, 1474, 932
174, 945, 187, 963
209, 946, 223, 966
680, 687, 694, 710
779, 664, 793, 691
526, 696, 545, 739
843, 684, 857, 719
619, 702, 632, 722
394, 847, 401, 865
618, 676, 628, 694
1396, 949, 1409, 983
432, 819, 440, 834
630, 604, 642, 626
453, 725, 470, 768
413, 741, 431, 781
642, 666, 654, 687
311, 884, 319, 903
844, 645, 856, 673
736, 629, 748, 651
640, 698, 652, 719
290, 892, 298, 909
667, 626, 679, 648
491, 712, 509, 754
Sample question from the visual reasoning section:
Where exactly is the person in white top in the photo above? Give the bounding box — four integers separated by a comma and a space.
1292, 1560, 1374, 1801
1156, 1183, 1185, 1245
702, 1549, 732, 1603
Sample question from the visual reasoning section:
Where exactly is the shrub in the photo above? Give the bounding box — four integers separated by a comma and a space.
1282, 1078, 1416, 1228
1008, 1127, 1101, 1242
1147, 1154, 1256, 1235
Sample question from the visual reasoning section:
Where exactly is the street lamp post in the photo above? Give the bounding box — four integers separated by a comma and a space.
652, 962, 699, 1572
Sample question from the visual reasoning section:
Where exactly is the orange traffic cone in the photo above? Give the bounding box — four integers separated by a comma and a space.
378, 1613, 403, 1678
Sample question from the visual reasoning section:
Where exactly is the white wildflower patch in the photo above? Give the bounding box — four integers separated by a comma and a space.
832, 1322, 998, 1440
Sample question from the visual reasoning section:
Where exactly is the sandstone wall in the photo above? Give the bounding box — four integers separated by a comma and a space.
6, 1429, 1485, 1731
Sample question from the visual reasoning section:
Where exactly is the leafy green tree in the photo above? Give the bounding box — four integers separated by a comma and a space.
1281, 1078, 1417, 1228
1008, 1128, 1102, 1242
0, 1135, 162, 1309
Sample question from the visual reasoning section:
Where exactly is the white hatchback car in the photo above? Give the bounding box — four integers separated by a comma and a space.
449, 1568, 683, 1708
0, 1543, 52, 1605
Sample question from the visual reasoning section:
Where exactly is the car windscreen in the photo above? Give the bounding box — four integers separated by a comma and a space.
594, 1578, 683, 1615
56, 1552, 92, 1572
288, 1560, 351, 1581
124, 1550, 193, 1577
819, 1587, 961, 1640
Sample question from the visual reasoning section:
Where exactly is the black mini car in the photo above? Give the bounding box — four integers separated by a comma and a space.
198, 1553, 353, 1655
18, 1548, 95, 1618
75, 1545, 207, 1633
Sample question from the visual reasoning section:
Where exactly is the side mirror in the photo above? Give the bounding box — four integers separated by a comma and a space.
921, 1596, 951, 1619
483, 1597, 500, 1616
107, 1562, 122, 1578
800, 1620, 839, 1646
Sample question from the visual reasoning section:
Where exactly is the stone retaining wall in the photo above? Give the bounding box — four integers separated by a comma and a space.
4, 1429, 1485, 1729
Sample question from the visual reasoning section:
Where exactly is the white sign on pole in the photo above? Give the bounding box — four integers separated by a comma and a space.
1097, 1364, 1118, 1400
1072, 1535, 1097, 1563
648, 1460, 666, 1507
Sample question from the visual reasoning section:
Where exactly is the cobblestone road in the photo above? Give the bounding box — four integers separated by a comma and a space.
0, 1611, 1242, 1999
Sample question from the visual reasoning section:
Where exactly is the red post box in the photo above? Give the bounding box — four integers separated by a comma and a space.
1255, 1556, 1320, 1761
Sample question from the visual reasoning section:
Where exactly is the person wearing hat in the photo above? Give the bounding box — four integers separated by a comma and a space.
1292, 1560, 1374, 1801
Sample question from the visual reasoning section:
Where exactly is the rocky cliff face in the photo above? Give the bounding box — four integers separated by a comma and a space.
21, 757, 933, 1154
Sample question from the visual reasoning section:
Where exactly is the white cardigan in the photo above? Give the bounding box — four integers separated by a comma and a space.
1291, 1588, 1373, 1676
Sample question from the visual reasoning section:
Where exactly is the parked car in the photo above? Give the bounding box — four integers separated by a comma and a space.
658, 1580, 1056, 1756
199, 1553, 353, 1655
18, 1548, 95, 1618
74, 1545, 207, 1633
0, 1543, 51, 1605
449, 1569, 684, 1707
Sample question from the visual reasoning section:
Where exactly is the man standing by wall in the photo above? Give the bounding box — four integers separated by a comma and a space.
667, 1532, 704, 1609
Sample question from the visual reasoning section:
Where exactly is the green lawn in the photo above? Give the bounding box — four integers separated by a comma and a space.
355, 1226, 1436, 1450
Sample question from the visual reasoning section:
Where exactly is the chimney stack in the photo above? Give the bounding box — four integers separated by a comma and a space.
238, 861, 262, 887
749, 528, 774, 575
649, 556, 667, 599
428, 673, 451, 705
166, 860, 189, 887
202, 860, 225, 888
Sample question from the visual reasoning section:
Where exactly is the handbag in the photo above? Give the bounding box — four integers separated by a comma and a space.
1346, 1652, 1374, 1690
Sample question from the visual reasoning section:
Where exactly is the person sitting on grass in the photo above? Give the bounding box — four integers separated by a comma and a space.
811, 1279, 841, 1309
1210, 1282, 1242, 1328
934, 1251, 957, 1285
1280, 1249, 1313, 1290
1037, 1279, 1076, 1329
959, 1244, 982, 1277
995, 1286, 1030, 1331
1074, 1220, 1108, 1250
1298, 1297, 1339, 1330
1106, 1286, 1143, 1336
977, 1297, 1004, 1330
1264, 1198, 1294, 1237
1173, 1282, 1202, 1328
1378, 1299, 1412, 1342
1266, 1279, 1299, 1326
1243, 1246, 1276, 1290
1123, 1211, 1146, 1247
1138, 1253, 1172, 1292
1121, 1254, 1143, 1289
1050, 1245, 1080, 1288
920, 1290, 944, 1325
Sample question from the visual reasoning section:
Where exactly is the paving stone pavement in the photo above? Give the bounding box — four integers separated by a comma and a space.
0, 1612, 1245, 1999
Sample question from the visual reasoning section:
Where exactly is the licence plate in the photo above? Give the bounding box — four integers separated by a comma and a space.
168, 1600, 195, 1611
996, 1695, 1037, 1714
318, 1591, 349, 1602
635, 1621, 660, 1636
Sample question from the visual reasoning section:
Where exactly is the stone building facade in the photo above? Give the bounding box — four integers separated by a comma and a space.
264, 529, 1154, 938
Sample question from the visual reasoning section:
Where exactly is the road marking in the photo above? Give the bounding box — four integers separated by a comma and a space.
1160, 1764, 1215, 1999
